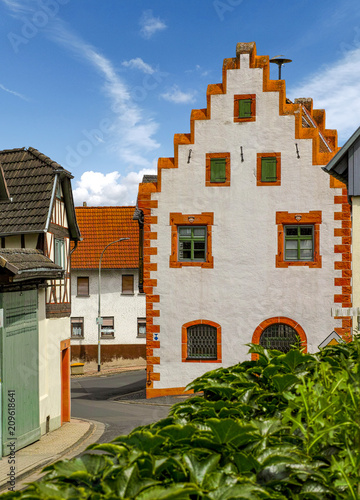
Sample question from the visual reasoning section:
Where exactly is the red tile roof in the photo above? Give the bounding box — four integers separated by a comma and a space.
71, 206, 139, 269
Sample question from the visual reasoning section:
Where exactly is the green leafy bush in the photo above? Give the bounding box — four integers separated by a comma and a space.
4, 337, 360, 499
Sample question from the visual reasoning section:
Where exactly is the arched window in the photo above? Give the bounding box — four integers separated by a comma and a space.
182, 320, 222, 363
260, 323, 300, 352
251, 317, 307, 360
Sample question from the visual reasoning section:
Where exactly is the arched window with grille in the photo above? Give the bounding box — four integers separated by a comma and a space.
260, 323, 300, 352
252, 317, 307, 360
182, 320, 222, 363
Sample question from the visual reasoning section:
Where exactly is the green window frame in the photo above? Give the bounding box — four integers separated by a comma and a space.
285, 225, 314, 261
210, 158, 226, 183
178, 226, 206, 262
238, 98, 252, 118
261, 157, 277, 182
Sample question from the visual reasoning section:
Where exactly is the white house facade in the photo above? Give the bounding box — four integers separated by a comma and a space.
70, 206, 146, 361
136, 43, 352, 398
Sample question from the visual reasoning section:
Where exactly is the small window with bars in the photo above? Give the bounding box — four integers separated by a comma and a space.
71, 317, 84, 338
285, 225, 314, 261
187, 324, 217, 360
260, 323, 300, 353
178, 226, 206, 262
101, 317, 114, 338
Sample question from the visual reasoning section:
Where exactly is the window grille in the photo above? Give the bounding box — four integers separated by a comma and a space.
260, 323, 300, 353
187, 324, 217, 360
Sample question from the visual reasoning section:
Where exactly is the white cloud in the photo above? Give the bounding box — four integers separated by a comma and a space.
1, 0, 161, 168
161, 85, 196, 104
139, 10, 166, 39
289, 47, 360, 143
73, 168, 156, 206
122, 58, 155, 74
0, 83, 28, 100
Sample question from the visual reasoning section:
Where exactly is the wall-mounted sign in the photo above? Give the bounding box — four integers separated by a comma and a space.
318, 331, 345, 349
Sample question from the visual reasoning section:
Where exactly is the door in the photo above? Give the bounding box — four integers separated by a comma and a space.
1, 290, 41, 455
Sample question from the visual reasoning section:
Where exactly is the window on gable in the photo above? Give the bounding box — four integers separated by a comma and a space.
260, 323, 300, 353
101, 316, 114, 338
71, 317, 84, 338
234, 94, 256, 122
206, 153, 230, 187
285, 226, 314, 261
257, 153, 281, 186
122, 274, 134, 294
54, 238, 65, 268
77, 277, 89, 296
178, 226, 206, 262
170, 212, 214, 269
276, 211, 322, 268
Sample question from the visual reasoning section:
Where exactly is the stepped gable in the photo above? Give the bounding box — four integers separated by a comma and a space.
140, 42, 338, 198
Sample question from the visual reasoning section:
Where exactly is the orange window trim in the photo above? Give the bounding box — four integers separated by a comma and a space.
251, 317, 307, 361
276, 211, 322, 268
257, 153, 281, 186
182, 319, 222, 363
234, 94, 256, 123
169, 212, 214, 268
205, 152, 231, 187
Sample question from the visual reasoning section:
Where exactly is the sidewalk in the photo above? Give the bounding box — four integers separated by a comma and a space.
0, 418, 105, 493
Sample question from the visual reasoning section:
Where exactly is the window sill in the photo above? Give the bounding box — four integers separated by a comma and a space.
101, 335, 115, 339
183, 359, 222, 363
71, 336, 84, 340
76, 295, 90, 298
121, 292, 134, 296
137, 335, 146, 339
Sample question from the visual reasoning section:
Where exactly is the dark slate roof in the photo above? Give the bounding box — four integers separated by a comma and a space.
0, 148, 81, 240
323, 125, 360, 184
142, 175, 158, 183
0, 249, 64, 282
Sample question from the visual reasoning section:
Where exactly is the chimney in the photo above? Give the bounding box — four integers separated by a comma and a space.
83, 201, 87, 207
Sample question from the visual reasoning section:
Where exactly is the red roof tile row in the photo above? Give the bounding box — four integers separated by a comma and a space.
71, 206, 139, 269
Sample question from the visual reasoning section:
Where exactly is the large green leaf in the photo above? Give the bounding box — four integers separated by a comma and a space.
205, 419, 258, 447
182, 452, 221, 486
272, 374, 299, 393
135, 482, 200, 499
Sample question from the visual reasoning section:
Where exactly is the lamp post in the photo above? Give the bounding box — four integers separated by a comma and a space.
97, 237, 130, 372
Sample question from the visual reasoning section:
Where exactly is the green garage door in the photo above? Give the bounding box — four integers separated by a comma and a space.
1, 290, 41, 455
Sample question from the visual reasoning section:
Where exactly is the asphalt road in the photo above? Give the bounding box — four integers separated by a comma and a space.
71, 370, 172, 443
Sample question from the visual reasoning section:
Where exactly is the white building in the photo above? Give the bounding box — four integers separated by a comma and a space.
136, 42, 351, 398
70, 206, 146, 361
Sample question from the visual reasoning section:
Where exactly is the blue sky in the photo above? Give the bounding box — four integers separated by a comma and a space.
1, 0, 360, 206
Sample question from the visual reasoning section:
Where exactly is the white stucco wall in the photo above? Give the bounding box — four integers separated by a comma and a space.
149, 54, 343, 390
70, 269, 146, 349
38, 289, 70, 433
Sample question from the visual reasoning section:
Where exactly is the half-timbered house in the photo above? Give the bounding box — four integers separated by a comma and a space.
0, 147, 81, 455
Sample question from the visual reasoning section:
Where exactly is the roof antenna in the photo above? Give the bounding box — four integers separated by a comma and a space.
270, 55, 292, 79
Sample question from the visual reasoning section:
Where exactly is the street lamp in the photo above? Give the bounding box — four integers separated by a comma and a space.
97, 237, 130, 372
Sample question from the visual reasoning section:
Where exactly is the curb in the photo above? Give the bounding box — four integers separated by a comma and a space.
0, 419, 103, 493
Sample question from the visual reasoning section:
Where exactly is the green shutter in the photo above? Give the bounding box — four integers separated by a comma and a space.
238, 99, 252, 118
261, 157, 277, 182
210, 158, 226, 183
